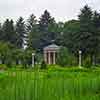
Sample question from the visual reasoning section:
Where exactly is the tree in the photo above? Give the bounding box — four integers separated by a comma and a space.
0, 42, 15, 66
62, 20, 80, 53
0, 23, 3, 41
77, 5, 100, 66
78, 5, 93, 53
2, 19, 10, 42
57, 47, 76, 67
39, 10, 55, 33
9, 20, 17, 46
26, 14, 40, 49
91, 11, 100, 65
27, 30, 41, 50
16, 17, 26, 48
26, 14, 37, 33
2, 19, 16, 46
48, 22, 64, 46
38, 10, 57, 49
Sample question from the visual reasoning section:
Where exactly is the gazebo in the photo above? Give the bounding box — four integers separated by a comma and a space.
43, 44, 60, 64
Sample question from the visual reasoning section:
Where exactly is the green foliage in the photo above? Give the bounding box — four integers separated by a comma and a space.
0, 42, 15, 67
16, 17, 26, 48
57, 47, 76, 67
1, 69, 100, 99
39, 10, 55, 33
0, 64, 7, 70
38, 10, 57, 49
22, 49, 33, 68
26, 14, 37, 33
0, 42, 34, 68
2, 19, 16, 46
83, 56, 92, 68
62, 20, 80, 53
40, 60, 47, 69
78, 5, 100, 58
0, 5, 100, 67
78, 5, 93, 54
26, 14, 39, 49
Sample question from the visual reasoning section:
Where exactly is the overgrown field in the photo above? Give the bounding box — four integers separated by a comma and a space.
0, 67, 100, 100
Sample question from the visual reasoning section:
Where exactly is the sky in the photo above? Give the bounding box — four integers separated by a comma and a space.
0, 0, 99, 22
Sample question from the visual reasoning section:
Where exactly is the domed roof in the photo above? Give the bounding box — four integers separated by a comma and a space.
44, 44, 60, 51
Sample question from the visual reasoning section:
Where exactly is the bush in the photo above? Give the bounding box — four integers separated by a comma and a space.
83, 56, 92, 68
0, 64, 7, 70
6, 62, 12, 68
57, 47, 77, 67
41, 61, 47, 69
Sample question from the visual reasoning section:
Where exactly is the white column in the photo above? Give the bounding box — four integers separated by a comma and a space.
32, 53, 35, 67
18, 60, 21, 65
53, 52, 56, 64
79, 50, 82, 68
48, 51, 51, 64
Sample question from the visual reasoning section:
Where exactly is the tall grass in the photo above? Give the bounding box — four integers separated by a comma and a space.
0, 68, 100, 100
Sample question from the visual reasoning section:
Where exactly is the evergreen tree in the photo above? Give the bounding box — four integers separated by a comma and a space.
16, 17, 26, 48
78, 5, 93, 54
91, 11, 100, 64
48, 22, 64, 45
2, 19, 10, 42
39, 10, 55, 33
9, 20, 17, 45
26, 14, 39, 49
62, 20, 80, 53
2, 19, 16, 46
78, 5, 100, 65
38, 10, 57, 49
26, 14, 37, 33
0, 23, 3, 41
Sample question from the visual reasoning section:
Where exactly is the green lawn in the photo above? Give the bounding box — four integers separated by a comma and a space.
0, 67, 100, 100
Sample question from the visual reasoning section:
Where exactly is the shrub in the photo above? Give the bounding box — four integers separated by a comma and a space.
57, 47, 77, 67
0, 64, 7, 70
40, 61, 47, 69
5, 60, 12, 68
83, 56, 92, 68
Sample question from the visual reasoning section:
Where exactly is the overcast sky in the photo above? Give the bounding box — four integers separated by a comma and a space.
0, 0, 99, 22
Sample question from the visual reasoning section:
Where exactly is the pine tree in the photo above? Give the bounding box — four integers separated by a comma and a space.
78, 5, 93, 54
0, 22, 3, 41
38, 10, 56, 49
77, 5, 100, 65
2, 19, 16, 46
2, 19, 10, 42
9, 20, 17, 45
26, 14, 39, 49
91, 11, 100, 64
26, 14, 37, 33
16, 17, 26, 48
62, 20, 80, 53
39, 10, 55, 33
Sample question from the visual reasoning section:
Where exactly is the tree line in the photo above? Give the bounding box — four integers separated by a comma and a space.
0, 5, 100, 67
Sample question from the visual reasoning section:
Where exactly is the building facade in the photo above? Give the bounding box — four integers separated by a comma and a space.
43, 44, 60, 64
